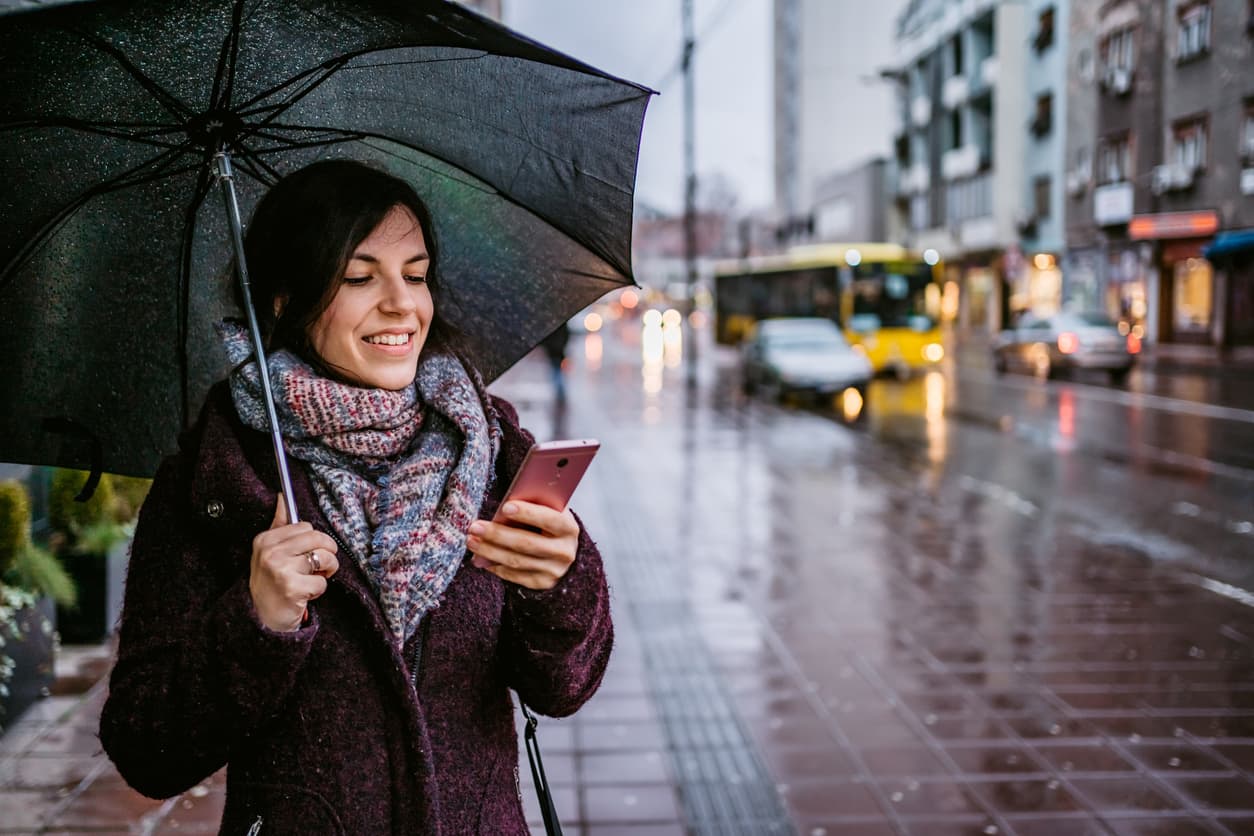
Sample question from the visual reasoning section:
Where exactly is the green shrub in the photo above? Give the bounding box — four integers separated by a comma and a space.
0, 480, 75, 607
8, 543, 75, 608
0, 481, 30, 577
49, 469, 116, 537
110, 475, 152, 524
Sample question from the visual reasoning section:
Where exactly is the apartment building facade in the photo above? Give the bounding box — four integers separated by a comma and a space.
1065, 0, 1254, 347
889, 0, 1029, 334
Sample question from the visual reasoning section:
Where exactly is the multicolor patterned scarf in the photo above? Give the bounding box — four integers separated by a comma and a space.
218, 320, 500, 645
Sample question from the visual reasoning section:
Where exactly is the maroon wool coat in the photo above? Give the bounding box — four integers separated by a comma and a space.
100, 382, 612, 835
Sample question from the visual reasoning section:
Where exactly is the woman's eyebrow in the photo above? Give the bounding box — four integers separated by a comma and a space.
348, 252, 430, 264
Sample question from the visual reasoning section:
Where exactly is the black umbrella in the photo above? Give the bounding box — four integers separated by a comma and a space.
0, 0, 651, 510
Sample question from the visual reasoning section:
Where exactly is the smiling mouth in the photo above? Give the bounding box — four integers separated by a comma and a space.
364, 333, 412, 346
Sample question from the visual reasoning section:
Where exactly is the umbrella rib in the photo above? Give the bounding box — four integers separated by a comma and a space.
235, 58, 348, 116
0, 147, 195, 292
74, 29, 195, 122
177, 166, 215, 427
209, 0, 249, 112
1, 118, 186, 150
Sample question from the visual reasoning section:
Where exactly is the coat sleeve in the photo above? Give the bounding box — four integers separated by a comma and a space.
99, 453, 320, 799
492, 399, 613, 717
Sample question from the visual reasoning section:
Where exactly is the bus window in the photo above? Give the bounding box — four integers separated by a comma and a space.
851, 262, 935, 331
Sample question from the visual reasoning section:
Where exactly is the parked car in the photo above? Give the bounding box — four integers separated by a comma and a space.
741, 317, 873, 401
993, 311, 1139, 383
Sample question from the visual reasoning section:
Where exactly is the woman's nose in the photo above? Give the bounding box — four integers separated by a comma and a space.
378, 273, 417, 313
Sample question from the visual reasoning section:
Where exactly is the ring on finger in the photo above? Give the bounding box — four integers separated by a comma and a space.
306, 550, 322, 574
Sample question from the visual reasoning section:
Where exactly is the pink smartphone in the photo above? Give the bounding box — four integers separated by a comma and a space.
494, 439, 600, 523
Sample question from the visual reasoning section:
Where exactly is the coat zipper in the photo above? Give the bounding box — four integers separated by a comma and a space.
246, 816, 263, 835
321, 526, 430, 692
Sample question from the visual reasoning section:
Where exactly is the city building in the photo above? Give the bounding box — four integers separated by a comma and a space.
810, 158, 891, 244
1017, 0, 1070, 317
1064, 0, 1254, 348
773, 0, 907, 231
887, 0, 1030, 334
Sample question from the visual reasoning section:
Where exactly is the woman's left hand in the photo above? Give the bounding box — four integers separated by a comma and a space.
467, 501, 579, 591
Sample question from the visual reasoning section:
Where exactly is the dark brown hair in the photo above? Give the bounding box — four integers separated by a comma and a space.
237, 160, 454, 377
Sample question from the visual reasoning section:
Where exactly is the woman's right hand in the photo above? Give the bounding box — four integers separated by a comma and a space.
249, 495, 340, 632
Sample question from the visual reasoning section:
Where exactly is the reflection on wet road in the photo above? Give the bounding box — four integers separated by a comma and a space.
510, 328, 1254, 835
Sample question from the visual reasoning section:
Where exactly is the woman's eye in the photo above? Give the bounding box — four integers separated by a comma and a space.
343, 276, 371, 286
405, 275, 428, 284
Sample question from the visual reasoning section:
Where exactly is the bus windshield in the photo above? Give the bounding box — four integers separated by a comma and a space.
849, 261, 935, 332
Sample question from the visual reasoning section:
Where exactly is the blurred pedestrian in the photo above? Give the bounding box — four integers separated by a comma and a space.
99, 161, 612, 833
541, 320, 571, 403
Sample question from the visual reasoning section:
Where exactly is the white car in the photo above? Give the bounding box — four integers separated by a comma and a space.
741, 318, 873, 401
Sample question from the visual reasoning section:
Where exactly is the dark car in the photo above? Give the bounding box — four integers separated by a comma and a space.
993, 311, 1139, 383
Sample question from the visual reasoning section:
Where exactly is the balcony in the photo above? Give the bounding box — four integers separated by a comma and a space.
1093, 182, 1133, 226
942, 75, 969, 109
899, 163, 931, 195
910, 96, 932, 128
941, 145, 981, 181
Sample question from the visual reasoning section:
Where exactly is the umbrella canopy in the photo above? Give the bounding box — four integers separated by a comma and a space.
0, 0, 651, 477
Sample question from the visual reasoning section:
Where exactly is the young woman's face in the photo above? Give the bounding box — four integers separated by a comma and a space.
308, 205, 434, 390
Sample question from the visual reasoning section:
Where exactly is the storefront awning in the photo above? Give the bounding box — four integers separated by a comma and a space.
1204, 229, 1254, 260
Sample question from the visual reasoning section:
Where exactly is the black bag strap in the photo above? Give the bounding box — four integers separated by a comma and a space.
520, 701, 564, 836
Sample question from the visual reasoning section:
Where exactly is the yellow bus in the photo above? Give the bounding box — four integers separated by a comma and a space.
713, 243, 944, 375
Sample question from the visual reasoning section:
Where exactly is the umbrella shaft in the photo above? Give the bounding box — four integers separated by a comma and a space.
214, 152, 301, 524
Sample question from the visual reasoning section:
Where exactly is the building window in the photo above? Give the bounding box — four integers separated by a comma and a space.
1033, 176, 1052, 220
1034, 7, 1056, 52
1100, 26, 1136, 91
1098, 134, 1132, 184
910, 194, 930, 231
1176, 2, 1211, 61
950, 33, 964, 77
947, 109, 963, 151
1031, 93, 1053, 137
1172, 117, 1208, 170
1243, 101, 1254, 163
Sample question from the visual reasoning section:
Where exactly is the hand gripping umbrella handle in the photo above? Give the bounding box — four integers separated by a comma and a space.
213, 151, 301, 527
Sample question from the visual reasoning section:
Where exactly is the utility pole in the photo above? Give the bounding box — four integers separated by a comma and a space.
682, 0, 698, 385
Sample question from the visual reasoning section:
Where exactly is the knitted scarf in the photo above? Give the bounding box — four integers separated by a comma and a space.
218, 320, 500, 645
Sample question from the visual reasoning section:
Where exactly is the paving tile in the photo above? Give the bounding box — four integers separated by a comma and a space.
943, 743, 1049, 776
1164, 776, 1254, 812
1101, 815, 1223, 836
0, 788, 60, 832
1067, 777, 1187, 813
795, 821, 898, 836
578, 752, 671, 785
859, 745, 952, 778
963, 778, 1088, 816
1007, 816, 1111, 836
575, 723, 666, 753
877, 778, 989, 816
1122, 741, 1232, 773
1030, 742, 1139, 774
43, 779, 166, 829
783, 780, 883, 818
760, 745, 859, 782
582, 785, 680, 824
582, 825, 684, 836
521, 784, 579, 827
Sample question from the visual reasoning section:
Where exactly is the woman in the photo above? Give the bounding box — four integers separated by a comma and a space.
100, 160, 612, 834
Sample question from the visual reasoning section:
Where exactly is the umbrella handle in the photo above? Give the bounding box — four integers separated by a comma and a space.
212, 151, 301, 526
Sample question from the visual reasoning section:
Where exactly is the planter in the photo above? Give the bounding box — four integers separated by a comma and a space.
0, 593, 56, 735
55, 539, 128, 644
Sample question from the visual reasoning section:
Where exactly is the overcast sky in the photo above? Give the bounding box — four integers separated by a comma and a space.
504, 0, 772, 215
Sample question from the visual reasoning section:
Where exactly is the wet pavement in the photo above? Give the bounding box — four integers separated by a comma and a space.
3, 322, 1254, 835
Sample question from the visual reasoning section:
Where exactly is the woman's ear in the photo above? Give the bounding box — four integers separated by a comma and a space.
273, 295, 288, 318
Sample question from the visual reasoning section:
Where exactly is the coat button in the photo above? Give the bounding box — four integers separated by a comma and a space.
206, 500, 225, 518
